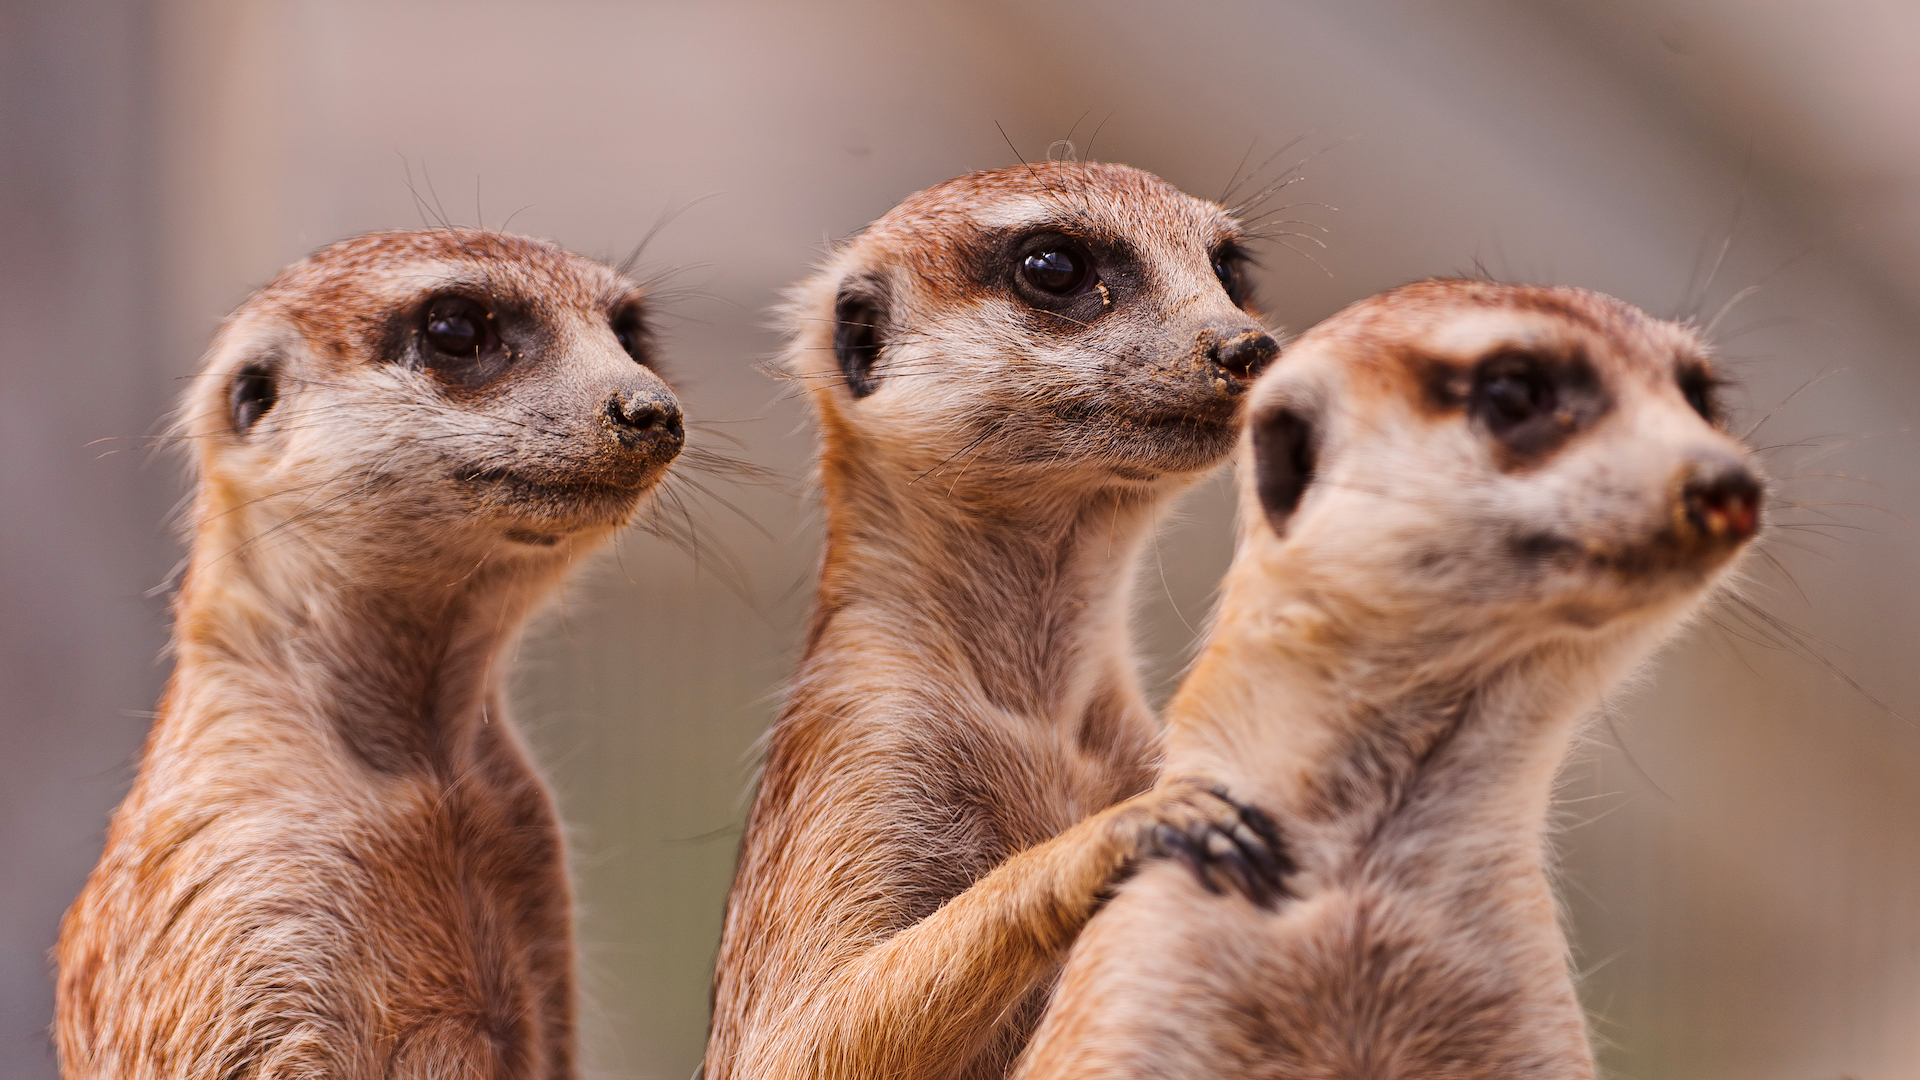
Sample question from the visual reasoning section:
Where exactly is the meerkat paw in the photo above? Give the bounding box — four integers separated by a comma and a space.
1140, 784, 1294, 909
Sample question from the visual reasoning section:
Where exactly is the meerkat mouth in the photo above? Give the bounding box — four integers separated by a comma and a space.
1048, 393, 1240, 429
1095, 406, 1242, 472
456, 464, 659, 497
1506, 528, 1746, 580
452, 464, 664, 532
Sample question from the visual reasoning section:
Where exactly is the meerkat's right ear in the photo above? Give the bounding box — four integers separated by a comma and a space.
832, 275, 888, 399
1252, 405, 1316, 536
228, 349, 281, 435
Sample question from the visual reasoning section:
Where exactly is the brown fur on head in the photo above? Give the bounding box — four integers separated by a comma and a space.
56, 229, 683, 1080
1016, 280, 1763, 1080
785, 161, 1278, 495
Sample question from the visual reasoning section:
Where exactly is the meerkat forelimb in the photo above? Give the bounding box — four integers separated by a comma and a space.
1014, 279, 1764, 1080
706, 162, 1289, 1080
55, 229, 685, 1080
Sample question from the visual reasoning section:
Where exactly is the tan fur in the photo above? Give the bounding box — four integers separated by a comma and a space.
707, 162, 1283, 1080
55, 229, 684, 1080
1016, 280, 1764, 1079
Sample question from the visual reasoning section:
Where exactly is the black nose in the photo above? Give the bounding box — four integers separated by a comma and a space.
1206, 328, 1280, 381
1681, 459, 1762, 544
605, 390, 685, 447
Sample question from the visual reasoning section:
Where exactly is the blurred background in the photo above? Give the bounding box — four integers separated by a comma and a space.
5, 1, 1918, 1077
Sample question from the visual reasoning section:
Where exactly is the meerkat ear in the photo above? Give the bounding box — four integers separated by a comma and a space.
229, 349, 281, 435
832, 277, 888, 399
1252, 406, 1316, 536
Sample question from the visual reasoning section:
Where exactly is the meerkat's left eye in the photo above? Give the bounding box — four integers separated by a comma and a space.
1020, 245, 1094, 296
1211, 245, 1249, 306
612, 303, 650, 366
1677, 363, 1721, 423
1472, 352, 1557, 435
421, 296, 499, 360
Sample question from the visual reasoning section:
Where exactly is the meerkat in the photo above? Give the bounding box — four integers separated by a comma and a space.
706, 161, 1290, 1080
1013, 279, 1765, 1080
54, 229, 684, 1080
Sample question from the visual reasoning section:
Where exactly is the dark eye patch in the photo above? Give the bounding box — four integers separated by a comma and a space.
1021, 246, 1093, 296
612, 300, 651, 367
1477, 354, 1557, 435
1467, 347, 1609, 461
424, 295, 493, 358
968, 226, 1138, 327
407, 291, 520, 391
1676, 359, 1724, 425
1010, 231, 1105, 311
1211, 242, 1255, 310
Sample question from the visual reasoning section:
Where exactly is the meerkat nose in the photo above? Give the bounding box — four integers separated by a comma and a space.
1207, 329, 1281, 381
605, 389, 686, 447
1680, 456, 1762, 544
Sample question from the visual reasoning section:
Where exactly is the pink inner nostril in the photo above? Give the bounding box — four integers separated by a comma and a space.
1688, 478, 1760, 541
1722, 497, 1757, 537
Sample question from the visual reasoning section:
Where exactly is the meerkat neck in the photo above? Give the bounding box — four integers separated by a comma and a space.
1165, 567, 1609, 868
806, 453, 1170, 722
165, 494, 569, 772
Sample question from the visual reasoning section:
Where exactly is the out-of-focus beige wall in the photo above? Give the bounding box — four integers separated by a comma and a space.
5, 2, 1917, 1078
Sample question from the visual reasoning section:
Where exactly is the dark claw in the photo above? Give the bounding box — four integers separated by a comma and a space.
1146, 790, 1295, 909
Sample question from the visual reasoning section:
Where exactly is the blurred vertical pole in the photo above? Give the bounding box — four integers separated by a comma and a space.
0, 1, 167, 1077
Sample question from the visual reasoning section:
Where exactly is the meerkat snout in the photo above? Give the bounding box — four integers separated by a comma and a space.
1201, 326, 1281, 382
603, 388, 684, 442
1678, 454, 1762, 545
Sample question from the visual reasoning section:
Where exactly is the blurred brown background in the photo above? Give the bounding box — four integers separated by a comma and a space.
4, 1, 1918, 1077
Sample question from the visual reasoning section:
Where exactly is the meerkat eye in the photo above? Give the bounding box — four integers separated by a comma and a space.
1472, 352, 1557, 435
1211, 244, 1250, 306
1677, 362, 1722, 424
421, 296, 498, 360
612, 304, 651, 366
1020, 246, 1094, 296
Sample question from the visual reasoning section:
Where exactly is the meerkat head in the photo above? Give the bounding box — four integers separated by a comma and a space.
1240, 279, 1762, 662
787, 161, 1279, 493
185, 229, 684, 559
